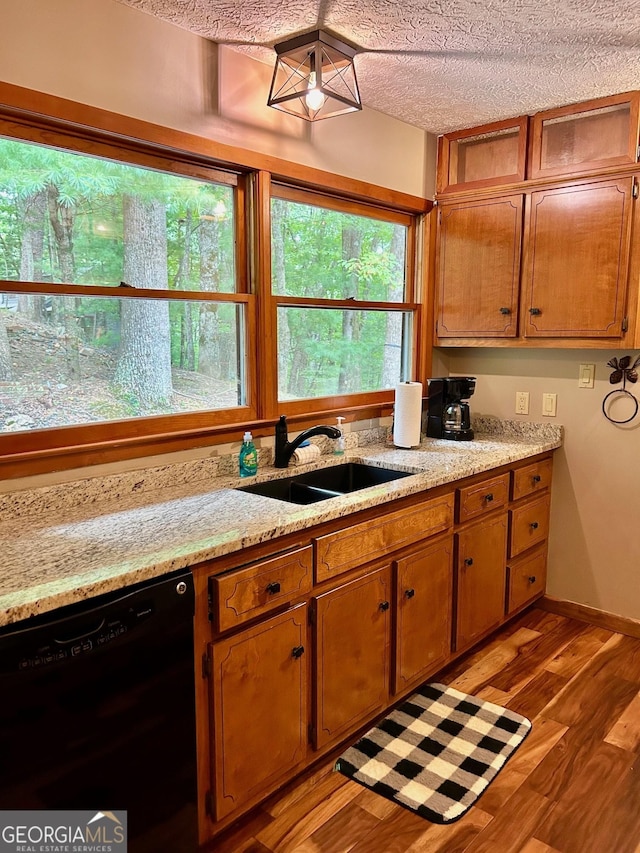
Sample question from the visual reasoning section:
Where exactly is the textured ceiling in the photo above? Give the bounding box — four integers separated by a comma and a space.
114, 0, 640, 134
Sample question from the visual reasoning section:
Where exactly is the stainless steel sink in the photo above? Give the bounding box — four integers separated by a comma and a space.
236, 462, 412, 504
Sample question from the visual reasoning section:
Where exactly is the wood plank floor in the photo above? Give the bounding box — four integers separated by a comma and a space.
209, 607, 640, 853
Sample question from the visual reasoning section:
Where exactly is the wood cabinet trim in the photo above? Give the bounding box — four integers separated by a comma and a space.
209, 602, 309, 819
457, 472, 510, 523
507, 544, 548, 614
210, 545, 313, 632
314, 493, 455, 582
529, 91, 640, 181
509, 493, 551, 559
511, 457, 553, 501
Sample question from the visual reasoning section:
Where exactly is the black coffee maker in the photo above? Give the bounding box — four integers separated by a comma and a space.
426, 377, 476, 441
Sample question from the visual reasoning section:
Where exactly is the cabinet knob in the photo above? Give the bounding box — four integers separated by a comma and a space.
484, 493, 494, 502
528, 576, 537, 584
266, 581, 281, 595
291, 645, 305, 659
405, 588, 415, 599
464, 557, 474, 566
529, 307, 542, 316
379, 600, 390, 612
532, 475, 541, 483
530, 521, 539, 530
499, 307, 511, 315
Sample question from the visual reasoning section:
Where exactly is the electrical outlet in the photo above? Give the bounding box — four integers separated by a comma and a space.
515, 391, 529, 415
542, 392, 557, 417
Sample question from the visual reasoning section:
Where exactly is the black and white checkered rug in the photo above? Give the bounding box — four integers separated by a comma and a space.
335, 682, 531, 824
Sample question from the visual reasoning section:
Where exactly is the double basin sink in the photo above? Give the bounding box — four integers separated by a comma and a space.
237, 462, 413, 505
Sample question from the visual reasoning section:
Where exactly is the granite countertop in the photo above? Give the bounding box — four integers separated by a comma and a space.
0, 419, 562, 628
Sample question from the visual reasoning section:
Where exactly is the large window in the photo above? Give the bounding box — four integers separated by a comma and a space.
0, 96, 425, 472
271, 188, 416, 405
0, 135, 249, 435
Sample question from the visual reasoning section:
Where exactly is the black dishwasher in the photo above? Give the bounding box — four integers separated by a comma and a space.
0, 568, 198, 852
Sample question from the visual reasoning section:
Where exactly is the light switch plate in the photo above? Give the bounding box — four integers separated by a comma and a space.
542, 392, 557, 417
578, 363, 595, 388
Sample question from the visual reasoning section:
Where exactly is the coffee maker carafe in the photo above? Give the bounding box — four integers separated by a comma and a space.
426, 377, 476, 441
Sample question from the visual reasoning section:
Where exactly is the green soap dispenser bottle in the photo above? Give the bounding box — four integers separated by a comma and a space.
239, 431, 258, 477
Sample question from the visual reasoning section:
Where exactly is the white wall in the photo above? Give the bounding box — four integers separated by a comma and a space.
0, 0, 435, 198
443, 347, 640, 621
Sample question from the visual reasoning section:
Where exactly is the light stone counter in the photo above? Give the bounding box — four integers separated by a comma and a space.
0, 418, 562, 628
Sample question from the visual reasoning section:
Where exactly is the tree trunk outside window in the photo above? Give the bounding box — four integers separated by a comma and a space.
114, 194, 172, 414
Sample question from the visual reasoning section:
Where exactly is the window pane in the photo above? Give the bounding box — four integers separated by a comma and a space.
0, 137, 236, 291
0, 292, 244, 431
277, 307, 410, 400
271, 198, 406, 301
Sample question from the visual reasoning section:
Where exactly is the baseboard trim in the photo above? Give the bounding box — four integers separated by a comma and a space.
540, 595, 640, 639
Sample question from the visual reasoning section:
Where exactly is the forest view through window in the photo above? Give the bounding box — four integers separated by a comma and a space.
0, 136, 243, 432
271, 194, 412, 401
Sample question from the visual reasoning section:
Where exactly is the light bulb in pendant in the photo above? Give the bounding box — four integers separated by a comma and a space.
305, 71, 325, 111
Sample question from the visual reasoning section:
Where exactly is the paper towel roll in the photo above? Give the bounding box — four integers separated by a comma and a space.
292, 443, 322, 466
393, 382, 423, 448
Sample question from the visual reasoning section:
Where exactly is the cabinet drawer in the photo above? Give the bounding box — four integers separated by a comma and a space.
509, 495, 550, 558
507, 546, 547, 614
457, 473, 510, 523
314, 493, 454, 583
211, 546, 313, 632
512, 458, 553, 501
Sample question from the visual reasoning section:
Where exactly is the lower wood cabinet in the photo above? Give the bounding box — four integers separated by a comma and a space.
201, 452, 554, 839
394, 536, 453, 695
209, 603, 308, 820
313, 566, 391, 750
507, 545, 547, 614
455, 513, 509, 651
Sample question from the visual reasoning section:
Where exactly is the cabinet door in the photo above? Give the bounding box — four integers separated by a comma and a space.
522, 178, 634, 338
394, 537, 453, 695
210, 603, 308, 819
314, 566, 391, 751
455, 514, 508, 652
436, 195, 523, 338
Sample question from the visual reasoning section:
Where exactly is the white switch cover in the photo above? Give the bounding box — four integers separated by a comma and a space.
578, 363, 595, 388
542, 393, 557, 417
515, 391, 530, 414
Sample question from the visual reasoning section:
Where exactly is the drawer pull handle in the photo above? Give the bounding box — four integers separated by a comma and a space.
266, 581, 281, 595
528, 576, 537, 584
484, 493, 494, 502
529, 307, 542, 316
405, 588, 416, 599
464, 557, 474, 566
532, 475, 541, 483
530, 521, 539, 530
379, 600, 390, 612
291, 645, 305, 659
499, 307, 511, 315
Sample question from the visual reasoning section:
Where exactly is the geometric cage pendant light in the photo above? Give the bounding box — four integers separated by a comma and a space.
267, 29, 362, 121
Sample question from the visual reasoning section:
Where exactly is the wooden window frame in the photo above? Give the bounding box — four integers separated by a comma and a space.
0, 83, 431, 477
266, 183, 419, 418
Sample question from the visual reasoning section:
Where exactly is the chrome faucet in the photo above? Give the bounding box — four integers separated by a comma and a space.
274, 415, 341, 468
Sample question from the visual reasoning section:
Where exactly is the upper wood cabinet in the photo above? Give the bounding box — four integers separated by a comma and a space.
437, 116, 528, 194
529, 92, 640, 180
436, 194, 523, 337
521, 176, 635, 338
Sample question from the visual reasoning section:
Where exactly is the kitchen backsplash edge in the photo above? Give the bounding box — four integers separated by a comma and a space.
0, 415, 562, 521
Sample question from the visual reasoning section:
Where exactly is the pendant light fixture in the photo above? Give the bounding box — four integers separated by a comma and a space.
267, 29, 362, 121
